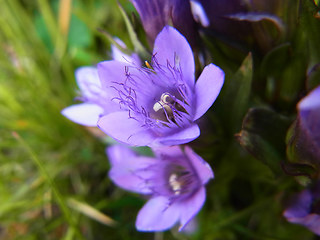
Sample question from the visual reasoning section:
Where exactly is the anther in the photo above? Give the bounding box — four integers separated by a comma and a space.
169, 173, 182, 195
145, 61, 153, 69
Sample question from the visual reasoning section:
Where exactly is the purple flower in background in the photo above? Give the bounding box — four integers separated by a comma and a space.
297, 85, 320, 159
194, 0, 294, 54
129, 0, 198, 48
286, 85, 320, 169
97, 26, 224, 146
61, 66, 107, 126
61, 39, 140, 127
107, 145, 214, 231
283, 182, 320, 235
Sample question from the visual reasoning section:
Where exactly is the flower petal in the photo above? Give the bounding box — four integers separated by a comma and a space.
136, 196, 180, 231
97, 60, 128, 97
130, 0, 197, 48
98, 112, 155, 146
190, 0, 209, 27
107, 145, 155, 194
184, 146, 214, 185
130, 0, 169, 45
61, 103, 103, 127
153, 145, 183, 158
157, 124, 200, 146
111, 38, 141, 66
283, 189, 312, 219
304, 214, 320, 235
193, 63, 224, 121
153, 26, 195, 87
178, 187, 206, 231
75, 67, 102, 100
298, 85, 320, 110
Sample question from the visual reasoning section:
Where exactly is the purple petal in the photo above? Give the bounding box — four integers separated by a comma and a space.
153, 145, 184, 158
285, 213, 320, 236
178, 187, 206, 231
75, 67, 102, 99
180, 218, 198, 234
61, 103, 103, 127
130, 0, 169, 45
184, 146, 214, 185
193, 63, 224, 121
153, 26, 195, 87
283, 189, 312, 219
298, 85, 320, 110
157, 124, 200, 146
190, 0, 209, 27
227, 12, 284, 28
129, 0, 197, 48
97, 60, 144, 113
98, 112, 155, 146
136, 196, 180, 231
304, 214, 320, 236
97, 60, 128, 95
107, 145, 155, 194
111, 38, 141, 66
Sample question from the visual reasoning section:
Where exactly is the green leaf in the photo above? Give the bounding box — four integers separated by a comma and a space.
260, 28, 308, 105
307, 63, 320, 91
285, 119, 320, 178
117, 2, 149, 59
260, 43, 291, 78
300, 0, 320, 65
217, 53, 253, 135
236, 108, 291, 175
68, 14, 91, 48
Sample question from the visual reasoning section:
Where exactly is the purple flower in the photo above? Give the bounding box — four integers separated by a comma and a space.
97, 26, 224, 146
194, 0, 292, 54
129, 0, 198, 48
106, 144, 214, 231
61, 66, 107, 126
286, 85, 320, 168
61, 39, 140, 127
283, 182, 320, 235
297, 85, 320, 157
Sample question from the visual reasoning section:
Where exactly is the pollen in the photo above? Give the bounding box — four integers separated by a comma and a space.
169, 173, 182, 195
145, 60, 152, 69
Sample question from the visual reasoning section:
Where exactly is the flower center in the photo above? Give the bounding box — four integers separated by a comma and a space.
169, 173, 182, 195
168, 170, 192, 196
152, 92, 188, 124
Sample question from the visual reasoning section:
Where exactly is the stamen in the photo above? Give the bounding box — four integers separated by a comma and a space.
152, 92, 189, 124
145, 60, 153, 69
169, 173, 182, 195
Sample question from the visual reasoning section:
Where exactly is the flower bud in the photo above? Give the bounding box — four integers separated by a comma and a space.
129, 0, 199, 48
196, 0, 298, 54
286, 85, 320, 172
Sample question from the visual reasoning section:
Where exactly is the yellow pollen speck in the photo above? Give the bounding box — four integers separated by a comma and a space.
145, 61, 152, 69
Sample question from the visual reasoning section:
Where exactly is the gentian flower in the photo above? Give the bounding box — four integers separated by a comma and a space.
297, 85, 320, 160
194, 0, 294, 54
129, 0, 198, 48
283, 182, 320, 235
286, 85, 320, 169
106, 144, 214, 231
61, 66, 107, 127
97, 26, 224, 146
61, 39, 140, 127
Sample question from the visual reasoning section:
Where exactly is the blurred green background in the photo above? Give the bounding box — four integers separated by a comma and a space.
0, 0, 319, 239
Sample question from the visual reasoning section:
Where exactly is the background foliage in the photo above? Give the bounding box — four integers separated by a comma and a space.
0, 0, 319, 239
